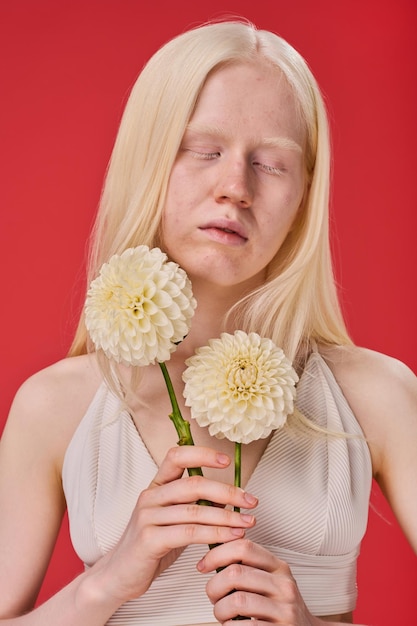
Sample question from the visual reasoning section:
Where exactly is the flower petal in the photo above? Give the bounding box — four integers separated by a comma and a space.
183, 330, 298, 444
85, 246, 196, 366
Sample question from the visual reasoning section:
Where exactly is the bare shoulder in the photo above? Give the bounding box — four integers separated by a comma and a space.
9, 353, 102, 422
319, 344, 417, 472
3, 354, 103, 470
320, 343, 416, 388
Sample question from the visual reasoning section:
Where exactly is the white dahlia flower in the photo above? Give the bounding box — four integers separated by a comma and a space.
85, 246, 196, 366
183, 330, 298, 444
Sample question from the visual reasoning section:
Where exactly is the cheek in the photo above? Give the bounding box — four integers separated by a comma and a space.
261, 189, 304, 257
280, 178, 306, 226
160, 191, 193, 256
162, 168, 187, 232
160, 209, 182, 252
266, 190, 302, 233
164, 164, 201, 217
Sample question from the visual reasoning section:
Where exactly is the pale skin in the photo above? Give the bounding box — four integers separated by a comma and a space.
0, 61, 416, 626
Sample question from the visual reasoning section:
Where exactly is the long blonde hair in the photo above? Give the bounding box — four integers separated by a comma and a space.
70, 19, 352, 367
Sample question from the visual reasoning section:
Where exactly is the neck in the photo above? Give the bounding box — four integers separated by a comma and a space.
176, 282, 245, 360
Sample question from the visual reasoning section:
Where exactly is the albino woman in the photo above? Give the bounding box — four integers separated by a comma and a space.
0, 20, 416, 626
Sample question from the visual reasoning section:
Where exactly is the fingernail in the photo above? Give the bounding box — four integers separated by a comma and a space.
231, 527, 245, 537
244, 492, 258, 505
216, 453, 230, 465
196, 559, 205, 571
240, 513, 254, 524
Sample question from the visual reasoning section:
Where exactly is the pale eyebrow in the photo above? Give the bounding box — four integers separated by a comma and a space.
184, 122, 302, 153
184, 123, 225, 140
260, 136, 302, 153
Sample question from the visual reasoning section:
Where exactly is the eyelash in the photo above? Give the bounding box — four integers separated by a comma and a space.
254, 162, 284, 175
188, 150, 220, 160
187, 150, 285, 175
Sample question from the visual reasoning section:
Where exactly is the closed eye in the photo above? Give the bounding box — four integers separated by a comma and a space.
253, 161, 285, 175
187, 150, 221, 160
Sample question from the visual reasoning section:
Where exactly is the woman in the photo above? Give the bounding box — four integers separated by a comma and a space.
0, 20, 416, 626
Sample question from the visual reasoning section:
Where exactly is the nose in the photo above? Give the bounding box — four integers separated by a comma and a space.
214, 157, 253, 208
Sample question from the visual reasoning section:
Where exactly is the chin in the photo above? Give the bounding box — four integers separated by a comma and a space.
191, 268, 266, 294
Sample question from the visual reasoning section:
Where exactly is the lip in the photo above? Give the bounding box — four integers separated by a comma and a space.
199, 218, 248, 241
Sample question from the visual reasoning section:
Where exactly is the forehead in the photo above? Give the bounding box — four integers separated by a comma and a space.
189, 61, 305, 147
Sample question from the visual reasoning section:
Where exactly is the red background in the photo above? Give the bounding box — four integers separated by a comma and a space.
1, 1, 416, 623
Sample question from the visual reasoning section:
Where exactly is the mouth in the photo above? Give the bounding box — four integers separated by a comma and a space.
199, 219, 248, 242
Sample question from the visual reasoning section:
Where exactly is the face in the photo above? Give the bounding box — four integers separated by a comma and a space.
161, 61, 306, 295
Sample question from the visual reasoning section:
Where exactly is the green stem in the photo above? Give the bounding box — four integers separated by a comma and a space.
234, 442, 241, 513
159, 362, 247, 620
159, 361, 202, 477
159, 361, 213, 510
232, 441, 248, 620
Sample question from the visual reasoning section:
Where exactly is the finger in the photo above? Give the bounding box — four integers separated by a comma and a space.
197, 538, 280, 574
140, 522, 248, 561
213, 591, 264, 626
139, 502, 256, 530
149, 445, 231, 487
214, 590, 284, 624
206, 562, 279, 604
141, 474, 258, 511
217, 586, 307, 625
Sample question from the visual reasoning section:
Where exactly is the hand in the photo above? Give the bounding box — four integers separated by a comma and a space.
199, 539, 322, 625
95, 446, 258, 606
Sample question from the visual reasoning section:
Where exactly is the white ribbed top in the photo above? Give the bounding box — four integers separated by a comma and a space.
62, 352, 372, 624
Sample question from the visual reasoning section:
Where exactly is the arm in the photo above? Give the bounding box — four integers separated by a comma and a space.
199, 540, 365, 625
200, 347, 417, 625
0, 370, 70, 616
370, 357, 417, 552
0, 359, 120, 623
324, 346, 417, 553
0, 362, 257, 623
